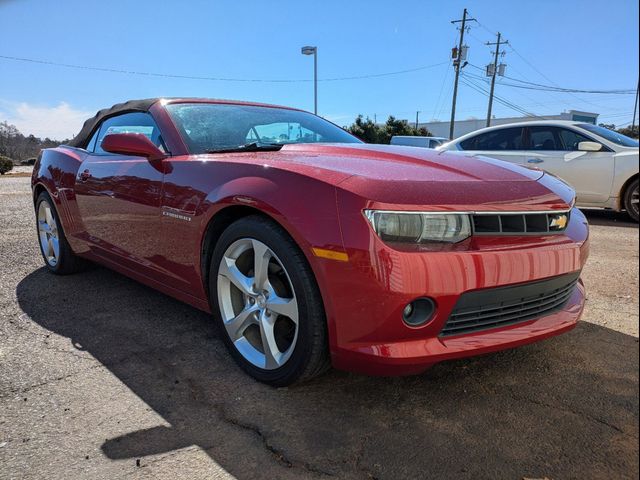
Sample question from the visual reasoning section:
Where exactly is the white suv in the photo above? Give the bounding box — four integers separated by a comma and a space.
438, 120, 639, 221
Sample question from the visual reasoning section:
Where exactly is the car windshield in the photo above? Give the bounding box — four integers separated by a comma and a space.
165, 103, 361, 154
578, 124, 639, 148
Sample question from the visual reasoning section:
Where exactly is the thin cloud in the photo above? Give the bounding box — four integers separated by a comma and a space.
0, 100, 93, 140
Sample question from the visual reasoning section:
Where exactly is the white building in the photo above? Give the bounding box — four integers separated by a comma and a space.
419, 110, 599, 139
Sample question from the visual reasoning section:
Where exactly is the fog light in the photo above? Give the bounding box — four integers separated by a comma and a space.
402, 298, 436, 327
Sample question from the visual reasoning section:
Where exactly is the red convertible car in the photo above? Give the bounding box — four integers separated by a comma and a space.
32, 98, 589, 386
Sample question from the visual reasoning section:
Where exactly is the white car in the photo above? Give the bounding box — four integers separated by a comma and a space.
391, 136, 449, 149
438, 120, 639, 221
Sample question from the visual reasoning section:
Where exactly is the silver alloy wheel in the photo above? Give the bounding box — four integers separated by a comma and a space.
38, 200, 60, 267
631, 184, 639, 218
217, 238, 299, 370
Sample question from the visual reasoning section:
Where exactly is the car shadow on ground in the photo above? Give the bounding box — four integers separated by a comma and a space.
582, 209, 638, 229
16, 267, 639, 479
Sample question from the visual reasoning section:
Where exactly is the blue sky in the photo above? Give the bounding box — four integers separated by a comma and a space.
1, 0, 638, 139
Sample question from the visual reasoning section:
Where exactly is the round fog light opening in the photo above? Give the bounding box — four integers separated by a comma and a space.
402, 298, 436, 327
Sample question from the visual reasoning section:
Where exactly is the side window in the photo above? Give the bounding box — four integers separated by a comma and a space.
459, 136, 477, 150
94, 112, 166, 155
558, 128, 593, 151
460, 127, 525, 151
86, 128, 100, 152
529, 126, 561, 151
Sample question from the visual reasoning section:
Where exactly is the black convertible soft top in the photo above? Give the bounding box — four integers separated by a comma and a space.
66, 98, 160, 148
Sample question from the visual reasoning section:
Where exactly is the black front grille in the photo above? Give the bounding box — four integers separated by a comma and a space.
440, 272, 580, 337
472, 211, 570, 235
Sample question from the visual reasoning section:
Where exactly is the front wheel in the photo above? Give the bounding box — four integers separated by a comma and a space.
209, 215, 329, 386
623, 179, 639, 222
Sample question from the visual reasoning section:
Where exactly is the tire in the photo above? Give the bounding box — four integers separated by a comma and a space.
209, 215, 330, 386
35, 191, 87, 274
623, 178, 639, 222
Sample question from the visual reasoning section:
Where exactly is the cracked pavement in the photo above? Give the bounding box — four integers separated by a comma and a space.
1, 176, 638, 479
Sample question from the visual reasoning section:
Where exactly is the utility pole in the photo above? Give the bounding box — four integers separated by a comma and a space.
415, 111, 420, 130
632, 78, 639, 131
449, 8, 475, 139
485, 32, 508, 127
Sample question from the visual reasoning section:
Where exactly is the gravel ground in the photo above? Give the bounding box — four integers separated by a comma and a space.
1, 176, 638, 480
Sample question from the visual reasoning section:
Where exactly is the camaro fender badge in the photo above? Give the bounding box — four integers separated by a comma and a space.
549, 214, 568, 230
162, 207, 194, 222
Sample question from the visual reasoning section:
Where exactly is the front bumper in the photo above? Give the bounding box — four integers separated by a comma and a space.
331, 279, 584, 376
312, 206, 589, 376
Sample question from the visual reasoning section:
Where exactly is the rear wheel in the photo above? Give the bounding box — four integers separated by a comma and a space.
209, 215, 329, 386
623, 179, 639, 222
35, 191, 86, 274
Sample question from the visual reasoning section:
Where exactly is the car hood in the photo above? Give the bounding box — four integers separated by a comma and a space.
202, 143, 573, 211
278, 143, 544, 183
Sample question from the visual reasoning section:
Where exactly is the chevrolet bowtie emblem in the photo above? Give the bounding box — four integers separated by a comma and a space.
549, 214, 568, 230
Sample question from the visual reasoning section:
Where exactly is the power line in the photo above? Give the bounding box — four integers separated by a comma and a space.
599, 111, 635, 119
461, 74, 549, 119
472, 19, 627, 109
617, 119, 636, 128
436, 75, 455, 121
466, 73, 634, 122
475, 19, 499, 38
505, 44, 609, 110
465, 65, 634, 94
429, 29, 460, 121
0, 53, 447, 83
500, 75, 634, 94
497, 80, 635, 95
432, 63, 452, 119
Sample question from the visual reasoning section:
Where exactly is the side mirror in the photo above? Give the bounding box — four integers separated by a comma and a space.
577, 141, 602, 152
101, 133, 165, 161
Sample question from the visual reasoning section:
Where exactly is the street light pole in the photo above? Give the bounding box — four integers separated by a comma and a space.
314, 50, 318, 115
301, 46, 318, 115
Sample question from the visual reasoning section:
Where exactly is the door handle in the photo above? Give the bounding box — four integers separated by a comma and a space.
79, 169, 92, 181
527, 158, 544, 164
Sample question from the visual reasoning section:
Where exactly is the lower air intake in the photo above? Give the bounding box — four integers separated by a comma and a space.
440, 272, 580, 337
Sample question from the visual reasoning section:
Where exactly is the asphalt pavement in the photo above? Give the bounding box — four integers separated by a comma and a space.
1, 175, 638, 480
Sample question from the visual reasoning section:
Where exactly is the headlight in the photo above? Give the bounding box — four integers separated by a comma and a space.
364, 210, 471, 244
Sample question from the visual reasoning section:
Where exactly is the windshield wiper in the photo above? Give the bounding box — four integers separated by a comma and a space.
205, 142, 283, 154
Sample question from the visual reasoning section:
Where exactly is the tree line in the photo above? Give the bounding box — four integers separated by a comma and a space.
345, 115, 433, 143
0, 121, 68, 163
